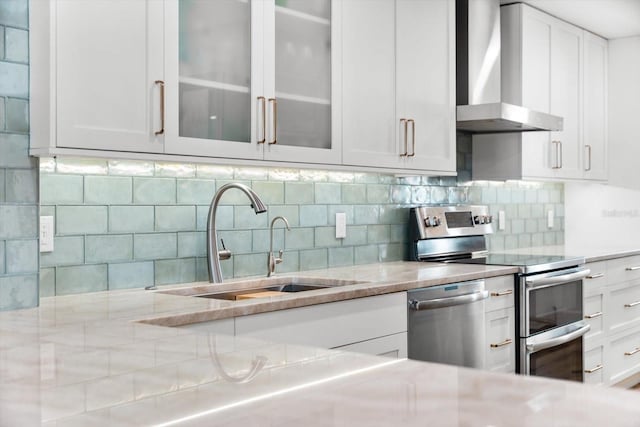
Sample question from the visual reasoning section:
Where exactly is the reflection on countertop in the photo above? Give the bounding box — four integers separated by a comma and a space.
1, 260, 639, 425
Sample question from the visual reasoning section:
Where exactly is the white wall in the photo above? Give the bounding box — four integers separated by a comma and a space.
565, 182, 640, 253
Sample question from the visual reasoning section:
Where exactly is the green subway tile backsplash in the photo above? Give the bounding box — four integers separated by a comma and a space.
39, 136, 564, 296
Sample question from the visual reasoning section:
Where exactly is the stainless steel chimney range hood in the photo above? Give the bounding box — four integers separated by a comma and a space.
455, 0, 563, 134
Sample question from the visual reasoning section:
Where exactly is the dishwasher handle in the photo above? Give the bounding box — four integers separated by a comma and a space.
409, 290, 489, 311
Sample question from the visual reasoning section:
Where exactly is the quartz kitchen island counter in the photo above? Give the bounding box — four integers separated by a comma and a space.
1, 261, 639, 426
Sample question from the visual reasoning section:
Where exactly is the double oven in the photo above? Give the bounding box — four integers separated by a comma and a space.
409, 205, 590, 382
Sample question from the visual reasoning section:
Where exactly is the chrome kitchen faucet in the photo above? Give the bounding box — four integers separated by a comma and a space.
206, 183, 267, 283
267, 216, 290, 277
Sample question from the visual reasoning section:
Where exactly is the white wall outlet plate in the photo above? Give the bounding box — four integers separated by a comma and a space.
547, 210, 554, 228
335, 212, 347, 239
498, 210, 506, 231
40, 216, 55, 252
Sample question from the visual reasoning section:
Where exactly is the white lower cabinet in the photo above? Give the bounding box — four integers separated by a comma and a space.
235, 293, 407, 349
334, 332, 408, 359
607, 326, 640, 385
584, 340, 605, 385
484, 276, 516, 373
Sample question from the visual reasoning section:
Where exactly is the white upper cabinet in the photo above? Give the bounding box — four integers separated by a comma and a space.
474, 3, 607, 182
31, 0, 165, 153
164, 0, 341, 165
342, 0, 456, 174
583, 31, 608, 181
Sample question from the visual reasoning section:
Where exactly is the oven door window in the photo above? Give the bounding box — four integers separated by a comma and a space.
529, 336, 583, 382
528, 279, 582, 335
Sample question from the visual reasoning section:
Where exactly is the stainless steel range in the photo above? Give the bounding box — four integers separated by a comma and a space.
408, 205, 590, 382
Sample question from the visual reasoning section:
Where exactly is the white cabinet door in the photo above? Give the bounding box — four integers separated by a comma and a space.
263, 0, 342, 165
549, 19, 583, 179
397, 0, 455, 173
342, 0, 401, 169
584, 342, 605, 385
335, 332, 408, 359
582, 31, 608, 181
235, 292, 407, 349
164, 0, 264, 160
485, 307, 516, 373
55, 0, 164, 153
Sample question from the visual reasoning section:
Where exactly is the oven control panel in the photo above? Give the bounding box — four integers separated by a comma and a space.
412, 205, 494, 240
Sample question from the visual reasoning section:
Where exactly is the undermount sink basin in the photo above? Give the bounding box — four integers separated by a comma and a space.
158, 277, 364, 301
194, 283, 332, 301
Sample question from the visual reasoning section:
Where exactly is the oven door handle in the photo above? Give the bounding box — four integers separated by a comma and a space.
526, 324, 591, 353
409, 290, 489, 310
525, 269, 591, 289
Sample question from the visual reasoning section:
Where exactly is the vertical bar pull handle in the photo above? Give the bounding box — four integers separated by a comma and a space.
407, 119, 415, 157
559, 140, 563, 168
268, 98, 277, 145
399, 119, 408, 157
552, 140, 562, 169
155, 80, 165, 135
585, 144, 592, 171
257, 96, 266, 144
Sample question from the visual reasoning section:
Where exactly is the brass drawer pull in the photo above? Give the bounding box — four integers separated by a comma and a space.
490, 338, 512, 348
625, 266, 640, 271
154, 80, 165, 135
491, 289, 513, 297
584, 312, 602, 319
625, 348, 640, 356
586, 273, 604, 279
407, 119, 415, 157
584, 364, 602, 374
624, 301, 640, 308
257, 96, 266, 144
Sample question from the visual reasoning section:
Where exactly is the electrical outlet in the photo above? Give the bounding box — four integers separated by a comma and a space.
335, 212, 347, 239
547, 210, 554, 228
498, 210, 506, 231
40, 216, 55, 252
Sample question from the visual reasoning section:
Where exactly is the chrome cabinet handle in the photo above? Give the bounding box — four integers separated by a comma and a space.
626, 266, 640, 271
490, 338, 513, 348
154, 80, 165, 135
407, 119, 415, 157
584, 311, 602, 319
257, 96, 266, 144
552, 141, 561, 169
399, 119, 408, 157
624, 301, 640, 308
585, 144, 592, 171
586, 273, 604, 279
491, 289, 513, 297
409, 290, 489, 311
268, 98, 277, 145
625, 348, 640, 356
584, 364, 603, 374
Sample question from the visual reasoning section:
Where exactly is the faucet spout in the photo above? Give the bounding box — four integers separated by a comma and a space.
268, 216, 291, 277
207, 183, 267, 283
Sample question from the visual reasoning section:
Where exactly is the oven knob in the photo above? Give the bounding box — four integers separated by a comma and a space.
431, 216, 441, 227
473, 215, 480, 225
424, 216, 431, 227
486, 215, 493, 224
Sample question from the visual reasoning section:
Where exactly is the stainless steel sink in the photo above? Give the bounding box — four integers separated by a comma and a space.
157, 277, 364, 301
193, 283, 331, 301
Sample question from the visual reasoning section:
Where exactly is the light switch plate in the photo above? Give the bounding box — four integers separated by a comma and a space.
40, 216, 54, 252
335, 212, 347, 239
547, 210, 554, 228
498, 211, 506, 231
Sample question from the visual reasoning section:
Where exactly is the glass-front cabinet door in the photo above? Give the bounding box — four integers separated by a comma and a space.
263, 0, 341, 164
164, 0, 265, 159
165, 0, 340, 165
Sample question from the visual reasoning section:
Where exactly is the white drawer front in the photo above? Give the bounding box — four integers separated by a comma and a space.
485, 275, 515, 313
607, 255, 640, 285
583, 343, 605, 385
584, 293, 604, 340
584, 261, 608, 291
485, 307, 516, 373
608, 328, 640, 384
609, 281, 640, 333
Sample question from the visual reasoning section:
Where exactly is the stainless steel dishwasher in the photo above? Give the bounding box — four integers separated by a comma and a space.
407, 279, 488, 368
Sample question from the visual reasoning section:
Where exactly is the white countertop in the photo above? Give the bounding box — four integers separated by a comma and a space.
1, 261, 640, 425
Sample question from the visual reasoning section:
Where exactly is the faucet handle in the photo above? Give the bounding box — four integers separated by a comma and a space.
218, 238, 232, 260
275, 249, 284, 265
